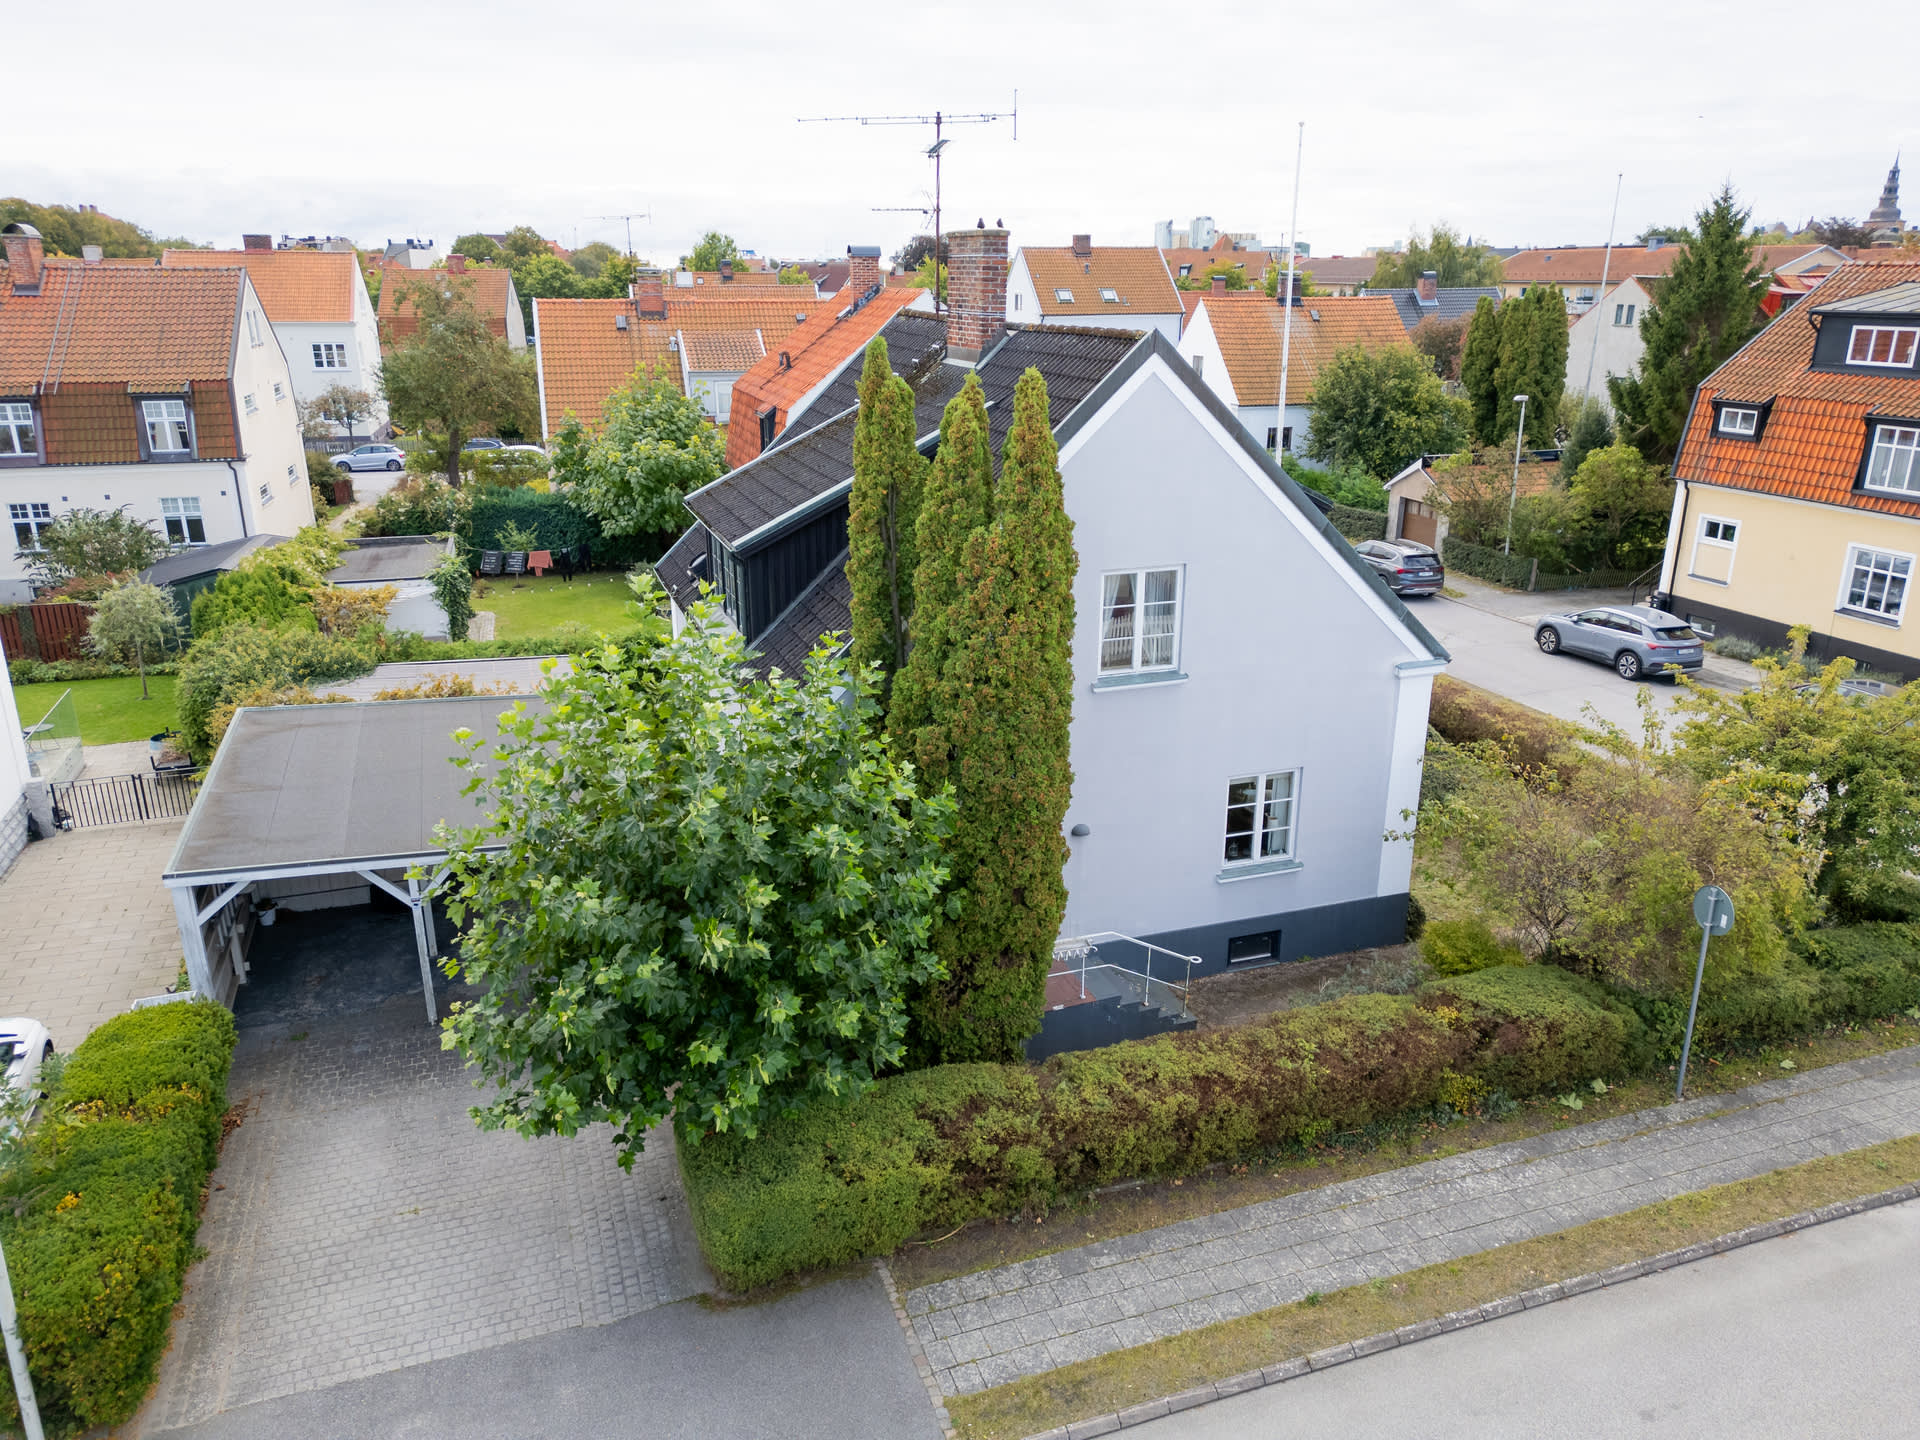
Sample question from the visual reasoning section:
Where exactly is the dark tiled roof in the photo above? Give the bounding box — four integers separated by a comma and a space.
775, 310, 951, 447
139, 534, 288, 587
746, 558, 852, 679
1371, 286, 1502, 333
654, 521, 710, 612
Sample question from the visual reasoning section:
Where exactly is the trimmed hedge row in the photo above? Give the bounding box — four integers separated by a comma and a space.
1427, 674, 1576, 769
680, 966, 1643, 1290
1328, 504, 1388, 542
0, 1002, 237, 1437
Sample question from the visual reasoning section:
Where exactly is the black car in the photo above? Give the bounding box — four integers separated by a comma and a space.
1353, 539, 1445, 597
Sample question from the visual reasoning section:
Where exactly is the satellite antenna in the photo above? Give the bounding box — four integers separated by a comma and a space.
799, 93, 1018, 313
591, 209, 653, 260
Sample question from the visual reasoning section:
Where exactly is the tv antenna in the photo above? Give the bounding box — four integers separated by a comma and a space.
799, 94, 1018, 313
591, 209, 653, 259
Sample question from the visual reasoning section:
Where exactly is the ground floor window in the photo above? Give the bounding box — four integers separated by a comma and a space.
1842, 545, 1911, 621
160, 496, 205, 545
1223, 770, 1298, 864
9, 500, 52, 550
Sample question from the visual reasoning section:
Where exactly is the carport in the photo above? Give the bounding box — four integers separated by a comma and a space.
160, 694, 541, 1022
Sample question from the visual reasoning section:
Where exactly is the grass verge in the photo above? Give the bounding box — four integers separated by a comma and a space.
469, 572, 635, 638
948, 1132, 1920, 1440
16, 674, 180, 745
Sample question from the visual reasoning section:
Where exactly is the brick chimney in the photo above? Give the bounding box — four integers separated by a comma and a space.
719, 259, 734, 282
242, 233, 271, 252
1, 224, 44, 296
945, 221, 1009, 364
1071, 233, 1092, 258
1211, 274, 1227, 296
446, 253, 468, 275
1416, 270, 1438, 305
847, 244, 882, 294
633, 278, 667, 318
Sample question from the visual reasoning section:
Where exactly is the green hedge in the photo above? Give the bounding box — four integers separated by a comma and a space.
1328, 504, 1388, 542
1441, 536, 1640, 593
7, 658, 182, 686
0, 1002, 237, 1438
175, 624, 376, 761
680, 968, 1643, 1289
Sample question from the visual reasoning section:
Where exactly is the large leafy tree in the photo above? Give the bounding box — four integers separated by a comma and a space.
1556, 397, 1615, 481
1369, 224, 1503, 289
1609, 186, 1768, 463
0, 197, 191, 258
847, 339, 928, 696
19, 505, 169, 589
1305, 343, 1470, 479
450, 233, 504, 265
86, 578, 181, 698
1566, 444, 1672, 570
437, 601, 955, 1160
497, 226, 552, 264
681, 231, 743, 272
380, 275, 537, 484
1491, 283, 1568, 447
551, 363, 723, 537
569, 241, 619, 277
904, 369, 1077, 1063
311, 383, 379, 443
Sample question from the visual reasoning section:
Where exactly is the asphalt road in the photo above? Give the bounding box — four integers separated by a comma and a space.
1132, 1197, 1920, 1440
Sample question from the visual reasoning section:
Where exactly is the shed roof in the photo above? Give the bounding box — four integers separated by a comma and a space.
139, 533, 288, 587
162, 695, 540, 881
327, 537, 450, 583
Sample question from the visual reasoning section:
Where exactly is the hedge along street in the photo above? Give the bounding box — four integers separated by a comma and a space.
900, 1042, 1920, 1399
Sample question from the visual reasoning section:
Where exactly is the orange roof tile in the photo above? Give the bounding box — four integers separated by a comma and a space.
1193, 293, 1410, 406
1161, 247, 1277, 284
682, 328, 766, 372
1021, 245, 1181, 318
160, 247, 356, 323
1501, 243, 1828, 288
377, 264, 515, 341
1677, 260, 1920, 516
723, 287, 922, 468
535, 293, 812, 435
675, 271, 782, 288
0, 264, 242, 390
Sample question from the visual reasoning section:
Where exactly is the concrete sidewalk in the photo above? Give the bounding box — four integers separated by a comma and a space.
901, 1044, 1920, 1399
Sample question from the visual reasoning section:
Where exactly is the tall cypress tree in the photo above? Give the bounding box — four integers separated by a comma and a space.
847, 340, 928, 697
1609, 185, 1767, 464
888, 373, 992, 781
1491, 284, 1566, 447
911, 368, 1077, 1063
1460, 295, 1503, 444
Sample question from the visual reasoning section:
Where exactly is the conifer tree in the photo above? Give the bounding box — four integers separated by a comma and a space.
888, 373, 992, 778
1460, 295, 1503, 443
1491, 284, 1567, 446
1609, 185, 1768, 464
847, 340, 929, 696
911, 368, 1077, 1063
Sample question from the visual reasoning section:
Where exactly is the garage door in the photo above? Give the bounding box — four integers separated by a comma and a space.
1400, 498, 1438, 547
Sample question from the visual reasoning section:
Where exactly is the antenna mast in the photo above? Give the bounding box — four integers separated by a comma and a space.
591, 209, 653, 260
798, 92, 1018, 314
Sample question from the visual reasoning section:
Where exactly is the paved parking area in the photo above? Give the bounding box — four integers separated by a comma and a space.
139, 1000, 710, 1433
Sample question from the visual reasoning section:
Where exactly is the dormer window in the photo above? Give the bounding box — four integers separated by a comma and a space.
0, 401, 37, 458
1054, 288, 1075, 304
1848, 325, 1917, 368
1865, 423, 1920, 495
1719, 407, 1759, 437
1099, 287, 1119, 303
141, 398, 192, 456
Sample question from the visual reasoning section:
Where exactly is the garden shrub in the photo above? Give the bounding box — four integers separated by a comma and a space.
176, 623, 375, 761
467, 487, 663, 569
189, 562, 316, 638
9, 657, 180, 685
1420, 917, 1524, 976
1328, 504, 1388, 542
0, 1002, 236, 1438
1827, 870, 1920, 925
1420, 965, 1643, 1095
1427, 675, 1575, 770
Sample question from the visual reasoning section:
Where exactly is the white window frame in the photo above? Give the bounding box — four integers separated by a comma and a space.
1689, 514, 1739, 585
243, 392, 258, 414
1222, 769, 1301, 868
246, 309, 263, 346
1053, 287, 1075, 304
1099, 287, 1119, 303
1863, 423, 1920, 496
1718, 406, 1758, 437
1837, 544, 1913, 624
258, 481, 274, 508
1098, 566, 1183, 675
141, 398, 192, 455
0, 401, 36, 457
160, 496, 206, 545
1846, 325, 1919, 369
312, 341, 349, 370
272, 382, 285, 401
8, 501, 53, 551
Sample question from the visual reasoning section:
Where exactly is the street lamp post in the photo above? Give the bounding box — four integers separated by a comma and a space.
1503, 393, 1530, 557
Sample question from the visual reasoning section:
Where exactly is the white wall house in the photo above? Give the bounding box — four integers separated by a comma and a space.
1177, 299, 1311, 455
0, 231, 313, 604
1007, 239, 1185, 343
0, 632, 31, 878
1565, 276, 1657, 399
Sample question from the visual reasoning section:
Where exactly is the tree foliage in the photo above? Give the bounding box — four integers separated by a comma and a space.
569, 241, 619, 277
0, 197, 193, 258
1410, 313, 1471, 381
379, 274, 537, 483
550, 364, 723, 538
1557, 397, 1615, 481
1459, 296, 1503, 442
429, 550, 475, 641
18, 505, 170, 589
1806, 217, 1871, 249
1609, 186, 1768, 464
1369, 224, 1503, 289
450, 233, 504, 265
680, 231, 742, 272
777, 264, 813, 285
847, 339, 928, 694
1566, 444, 1671, 570
1492, 284, 1569, 447
497, 226, 552, 264
86, 579, 180, 698
1174, 261, 1251, 292
436, 606, 955, 1163
311, 383, 379, 441
1304, 343, 1470, 480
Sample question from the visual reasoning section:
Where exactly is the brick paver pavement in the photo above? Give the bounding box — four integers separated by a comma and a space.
141, 1005, 709, 1434
0, 818, 185, 1044
903, 1045, 1920, 1397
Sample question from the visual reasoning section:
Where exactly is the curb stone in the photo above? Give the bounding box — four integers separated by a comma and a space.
876, 1259, 957, 1440
1014, 1179, 1920, 1440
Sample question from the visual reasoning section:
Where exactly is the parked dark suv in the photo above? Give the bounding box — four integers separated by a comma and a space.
1353, 539, 1445, 597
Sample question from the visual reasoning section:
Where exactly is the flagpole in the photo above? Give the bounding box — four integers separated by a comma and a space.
1277, 122, 1304, 457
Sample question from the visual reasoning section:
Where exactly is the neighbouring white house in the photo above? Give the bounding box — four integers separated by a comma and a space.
1007, 235, 1185, 342
1564, 275, 1659, 399
382, 238, 444, 270
162, 241, 386, 445
1177, 292, 1409, 456
0, 632, 31, 878
326, 536, 456, 639
662, 224, 1449, 1057
0, 224, 314, 605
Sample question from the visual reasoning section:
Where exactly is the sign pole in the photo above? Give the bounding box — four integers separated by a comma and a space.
1678, 885, 1734, 1102
0, 1236, 45, 1440
1675, 923, 1712, 1102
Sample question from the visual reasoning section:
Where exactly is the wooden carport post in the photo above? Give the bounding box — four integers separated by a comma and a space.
170, 885, 215, 997
406, 875, 438, 1025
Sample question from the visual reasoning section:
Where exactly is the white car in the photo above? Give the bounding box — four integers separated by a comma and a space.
0, 1019, 53, 1125
333, 442, 407, 473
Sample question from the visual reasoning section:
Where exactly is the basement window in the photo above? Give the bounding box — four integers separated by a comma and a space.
1226, 930, 1279, 965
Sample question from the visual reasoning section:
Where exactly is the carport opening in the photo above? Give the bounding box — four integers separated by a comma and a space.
234, 899, 464, 1030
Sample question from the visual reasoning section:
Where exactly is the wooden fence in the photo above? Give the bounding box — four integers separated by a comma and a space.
0, 602, 96, 662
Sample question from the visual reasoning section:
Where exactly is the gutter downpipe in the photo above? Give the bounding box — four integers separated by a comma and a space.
227, 460, 248, 538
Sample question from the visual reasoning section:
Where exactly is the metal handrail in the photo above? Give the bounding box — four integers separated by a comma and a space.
1051, 932, 1202, 1008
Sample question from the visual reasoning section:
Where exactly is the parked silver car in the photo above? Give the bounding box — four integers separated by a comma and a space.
1534, 604, 1704, 681
333, 443, 406, 473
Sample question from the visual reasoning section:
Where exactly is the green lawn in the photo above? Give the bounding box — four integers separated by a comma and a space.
16, 674, 179, 745
469, 572, 639, 639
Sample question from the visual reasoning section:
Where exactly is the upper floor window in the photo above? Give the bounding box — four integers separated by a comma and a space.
1613, 302, 1637, 326
9, 501, 52, 550
243, 392, 258, 414
258, 481, 274, 507
1012, 292, 1022, 311
1224, 770, 1298, 865
246, 309, 263, 346
0, 401, 36, 456
1178, 264, 1193, 278
1099, 568, 1181, 673
1719, 407, 1759, 437
1865, 423, 1920, 495
142, 399, 191, 454
1099, 287, 1119, 303
1054, 288, 1075, 304
273, 382, 286, 401
160, 496, 205, 545
313, 342, 349, 369
1848, 325, 1918, 369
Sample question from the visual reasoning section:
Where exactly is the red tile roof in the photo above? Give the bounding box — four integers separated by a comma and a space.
1021, 245, 1182, 317
722, 286, 923, 468
377, 265, 516, 343
0, 264, 242, 390
681, 329, 766, 372
1677, 261, 1920, 516
161, 247, 357, 323
1161, 246, 1278, 285
1192, 293, 1410, 405
1502, 243, 1829, 288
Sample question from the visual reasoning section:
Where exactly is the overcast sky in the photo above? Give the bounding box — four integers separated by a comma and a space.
12, 0, 1912, 264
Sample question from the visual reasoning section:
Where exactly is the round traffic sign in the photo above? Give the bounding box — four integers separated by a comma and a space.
1693, 884, 1734, 935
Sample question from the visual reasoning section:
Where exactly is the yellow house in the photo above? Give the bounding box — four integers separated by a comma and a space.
1656, 261, 1920, 676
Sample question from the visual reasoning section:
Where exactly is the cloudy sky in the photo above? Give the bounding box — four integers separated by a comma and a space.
12, 0, 1911, 263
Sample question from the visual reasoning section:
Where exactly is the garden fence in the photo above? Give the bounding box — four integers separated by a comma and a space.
0, 601, 96, 661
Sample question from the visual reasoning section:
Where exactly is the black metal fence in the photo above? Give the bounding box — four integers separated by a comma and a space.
50, 771, 199, 829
